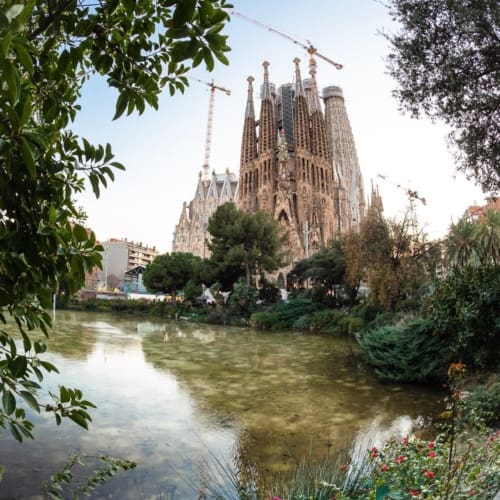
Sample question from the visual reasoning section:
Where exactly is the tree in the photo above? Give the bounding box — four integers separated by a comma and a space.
343, 230, 365, 306
207, 203, 284, 288
445, 218, 481, 268
385, 0, 500, 192
444, 209, 500, 267
0, 0, 231, 442
143, 252, 201, 299
359, 209, 433, 310
289, 239, 345, 306
424, 263, 500, 369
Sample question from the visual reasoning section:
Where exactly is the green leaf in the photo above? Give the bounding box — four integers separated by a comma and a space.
9, 422, 22, 442
11, 355, 28, 377
73, 224, 88, 242
172, 0, 197, 27
19, 92, 32, 126
69, 411, 89, 429
20, 136, 36, 177
2, 390, 16, 415
4, 61, 19, 103
113, 92, 128, 120
5, 4, 24, 22
20, 390, 40, 413
14, 39, 33, 74
60, 386, 70, 403
376, 483, 390, 500
1, 32, 12, 56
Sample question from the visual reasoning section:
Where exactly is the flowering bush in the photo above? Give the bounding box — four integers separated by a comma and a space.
367, 431, 500, 499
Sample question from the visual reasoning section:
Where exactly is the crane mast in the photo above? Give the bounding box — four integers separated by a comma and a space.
231, 10, 343, 71
190, 77, 231, 181
377, 173, 426, 242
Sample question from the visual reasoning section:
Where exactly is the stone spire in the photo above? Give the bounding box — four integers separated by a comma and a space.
323, 85, 366, 229
309, 63, 329, 159
293, 58, 311, 151
240, 76, 258, 166
258, 61, 276, 152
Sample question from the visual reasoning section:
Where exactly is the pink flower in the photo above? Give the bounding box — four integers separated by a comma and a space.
371, 451, 378, 458
423, 470, 435, 479
395, 455, 407, 464
272, 497, 282, 500
428, 442, 435, 449
468, 490, 475, 496
381, 463, 389, 472
402, 437, 409, 444
427, 451, 437, 458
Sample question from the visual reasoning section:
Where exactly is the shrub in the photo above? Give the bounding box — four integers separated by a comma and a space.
249, 298, 318, 331
459, 380, 500, 429
337, 315, 364, 336
358, 318, 451, 383
424, 264, 500, 370
365, 431, 500, 499
307, 309, 344, 332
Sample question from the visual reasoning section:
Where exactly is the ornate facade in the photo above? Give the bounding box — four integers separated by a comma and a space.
238, 59, 366, 263
172, 58, 370, 265
172, 169, 238, 257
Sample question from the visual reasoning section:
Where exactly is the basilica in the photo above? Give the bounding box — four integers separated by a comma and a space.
172, 58, 368, 263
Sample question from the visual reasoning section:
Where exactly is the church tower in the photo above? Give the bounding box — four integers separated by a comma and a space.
238, 59, 338, 263
323, 86, 366, 231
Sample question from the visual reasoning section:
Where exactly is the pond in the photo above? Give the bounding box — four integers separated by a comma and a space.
0, 310, 444, 498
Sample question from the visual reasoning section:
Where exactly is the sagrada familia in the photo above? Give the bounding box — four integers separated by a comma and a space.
172, 58, 379, 264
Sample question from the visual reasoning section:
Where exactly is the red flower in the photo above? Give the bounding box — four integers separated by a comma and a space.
427, 451, 437, 458
402, 437, 409, 444
409, 489, 420, 497
340, 464, 347, 471
423, 470, 435, 479
428, 442, 435, 449
395, 455, 407, 464
381, 463, 389, 472
468, 490, 475, 497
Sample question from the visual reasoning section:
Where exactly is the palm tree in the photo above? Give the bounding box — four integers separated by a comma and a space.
445, 218, 480, 268
478, 209, 500, 265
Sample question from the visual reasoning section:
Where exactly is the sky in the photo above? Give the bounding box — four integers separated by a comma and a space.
74, 0, 486, 253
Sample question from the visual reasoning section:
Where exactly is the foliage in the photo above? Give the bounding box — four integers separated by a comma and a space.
385, 0, 500, 192
423, 263, 500, 369
459, 380, 500, 429
142, 252, 201, 297
44, 453, 136, 499
258, 278, 281, 304
250, 298, 318, 331
343, 230, 365, 306
445, 218, 481, 268
365, 431, 500, 499
226, 278, 259, 320
359, 210, 434, 311
289, 239, 345, 305
236, 431, 500, 499
445, 209, 500, 268
0, 0, 231, 442
358, 319, 451, 383
208, 203, 284, 288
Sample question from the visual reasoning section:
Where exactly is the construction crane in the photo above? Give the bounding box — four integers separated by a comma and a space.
377, 173, 426, 241
190, 77, 231, 180
231, 10, 343, 71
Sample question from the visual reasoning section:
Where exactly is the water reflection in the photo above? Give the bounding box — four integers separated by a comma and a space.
0, 311, 443, 498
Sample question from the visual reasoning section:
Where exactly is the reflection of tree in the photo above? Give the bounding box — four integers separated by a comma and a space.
141, 324, 442, 477
44, 311, 98, 360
